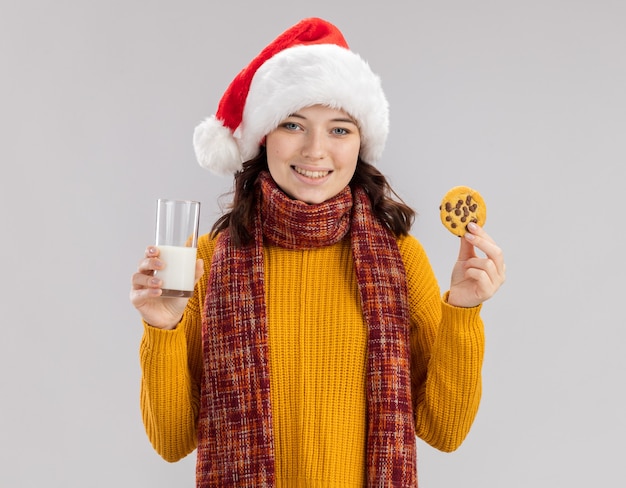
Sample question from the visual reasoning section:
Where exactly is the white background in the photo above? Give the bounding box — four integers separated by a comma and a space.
1, 1, 624, 486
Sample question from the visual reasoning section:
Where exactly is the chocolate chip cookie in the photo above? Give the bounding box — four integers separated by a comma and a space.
439, 186, 486, 236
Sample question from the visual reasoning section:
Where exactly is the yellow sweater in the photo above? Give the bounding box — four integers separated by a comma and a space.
140, 233, 484, 487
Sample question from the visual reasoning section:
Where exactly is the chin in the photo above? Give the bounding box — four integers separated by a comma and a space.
295, 192, 328, 205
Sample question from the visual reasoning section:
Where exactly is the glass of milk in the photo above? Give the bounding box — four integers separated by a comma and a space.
154, 199, 201, 297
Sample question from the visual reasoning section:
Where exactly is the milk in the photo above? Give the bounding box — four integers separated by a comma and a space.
156, 245, 197, 297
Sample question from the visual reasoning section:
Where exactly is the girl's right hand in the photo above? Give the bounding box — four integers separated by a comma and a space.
129, 246, 204, 330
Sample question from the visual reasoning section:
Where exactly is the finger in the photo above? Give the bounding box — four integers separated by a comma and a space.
137, 256, 164, 275
464, 256, 506, 296
136, 246, 161, 270
457, 233, 477, 261
464, 224, 505, 273
132, 284, 163, 299
462, 267, 496, 302
129, 284, 162, 308
465, 222, 495, 244
131, 271, 163, 291
194, 259, 205, 284
474, 239, 505, 274
145, 246, 160, 258
464, 257, 499, 283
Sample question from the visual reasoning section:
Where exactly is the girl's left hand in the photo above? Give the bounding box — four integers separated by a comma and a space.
447, 222, 506, 308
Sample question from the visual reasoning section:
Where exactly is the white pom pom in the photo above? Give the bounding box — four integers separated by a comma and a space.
192, 116, 243, 175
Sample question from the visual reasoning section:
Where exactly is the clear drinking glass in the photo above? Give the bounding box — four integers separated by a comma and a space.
154, 199, 201, 297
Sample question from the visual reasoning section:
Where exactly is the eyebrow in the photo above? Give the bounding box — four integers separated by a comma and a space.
288, 112, 358, 125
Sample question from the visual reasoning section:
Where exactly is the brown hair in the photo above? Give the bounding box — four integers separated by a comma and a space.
211, 148, 415, 247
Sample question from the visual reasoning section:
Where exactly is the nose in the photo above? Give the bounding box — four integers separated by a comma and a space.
301, 130, 327, 160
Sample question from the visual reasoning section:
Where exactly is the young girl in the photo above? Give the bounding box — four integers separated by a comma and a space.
130, 17, 505, 488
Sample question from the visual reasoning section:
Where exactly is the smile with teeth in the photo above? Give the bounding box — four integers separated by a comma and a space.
292, 166, 331, 179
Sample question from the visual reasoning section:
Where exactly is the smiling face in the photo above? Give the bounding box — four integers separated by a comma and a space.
264, 105, 361, 204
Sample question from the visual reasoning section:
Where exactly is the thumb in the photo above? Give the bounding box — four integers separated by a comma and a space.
457, 233, 476, 261
194, 259, 205, 285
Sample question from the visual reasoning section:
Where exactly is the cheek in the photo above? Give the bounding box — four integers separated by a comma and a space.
265, 136, 289, 165
342, 151, 359, 175
340, 142, 360, 168
266, 152, 291, 190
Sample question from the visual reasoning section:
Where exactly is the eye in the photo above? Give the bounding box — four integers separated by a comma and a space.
281, 122, 300, 131
332, 127, 350, 136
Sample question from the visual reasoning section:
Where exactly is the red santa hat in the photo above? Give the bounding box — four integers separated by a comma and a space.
193, 17, 389, 175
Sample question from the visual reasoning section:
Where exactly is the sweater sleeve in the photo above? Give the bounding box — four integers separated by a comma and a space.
139, 233, 215, 462
398, 234, 485, 453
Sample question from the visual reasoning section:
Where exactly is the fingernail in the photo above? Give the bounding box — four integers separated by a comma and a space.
467, 222, 478, 232
150, 278, 160, 286
148, 247, 157, 255
465, 231, 475, 240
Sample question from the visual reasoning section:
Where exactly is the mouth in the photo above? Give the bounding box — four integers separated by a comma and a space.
291, 165, 332, 179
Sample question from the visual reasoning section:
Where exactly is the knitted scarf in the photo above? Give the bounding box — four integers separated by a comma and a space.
199, 171, 417, 487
